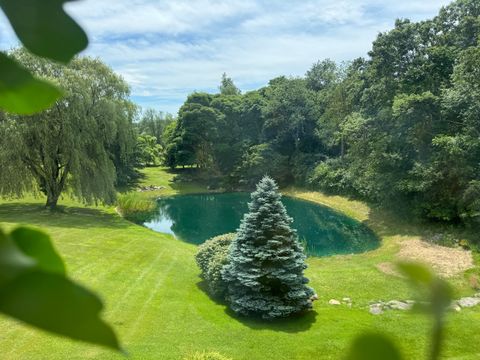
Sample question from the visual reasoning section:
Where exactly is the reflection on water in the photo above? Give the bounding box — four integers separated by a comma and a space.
143, 193, 379, 257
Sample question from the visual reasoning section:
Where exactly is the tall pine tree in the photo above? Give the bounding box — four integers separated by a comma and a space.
222, 176, 315, 319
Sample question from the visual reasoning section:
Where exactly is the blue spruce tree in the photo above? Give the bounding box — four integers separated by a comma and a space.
222, 176, 315, 319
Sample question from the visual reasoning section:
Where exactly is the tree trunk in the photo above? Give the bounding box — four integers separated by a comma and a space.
45, 192, 60, 210
340, 135, 345, 158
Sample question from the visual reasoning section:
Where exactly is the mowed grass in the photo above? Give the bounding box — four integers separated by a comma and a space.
0, 168, 479, 359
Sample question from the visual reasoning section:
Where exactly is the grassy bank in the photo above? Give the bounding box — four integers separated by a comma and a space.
0, 167, 479, 359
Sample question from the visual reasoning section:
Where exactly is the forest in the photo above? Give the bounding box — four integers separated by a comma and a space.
161, 0, 480, 226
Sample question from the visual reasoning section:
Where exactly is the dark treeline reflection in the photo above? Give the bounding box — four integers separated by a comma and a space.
143, 193, 379, 257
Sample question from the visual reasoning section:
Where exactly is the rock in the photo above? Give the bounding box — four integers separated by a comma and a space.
342, 297, 352, 303
310, 294, 319, 302
369, 304, 383, 315
449, 302, 462, 312
457, 297, 480, 308
137, 185, 165, 192
387, 300, 412, 311
431, 233, 443, 243
329, 299, 341, 306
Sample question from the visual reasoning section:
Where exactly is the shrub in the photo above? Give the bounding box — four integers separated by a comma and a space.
183, 351, 232, 360
195, 233, 235, 297
308, 158, 352, 194
117, 192, 156, 221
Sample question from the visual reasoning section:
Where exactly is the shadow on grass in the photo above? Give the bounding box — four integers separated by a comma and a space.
0, 203, 130, 229
224, 307, 318, 333
196, 281, 318, 333
116, 170, 146, 193
196, 280, 227, 306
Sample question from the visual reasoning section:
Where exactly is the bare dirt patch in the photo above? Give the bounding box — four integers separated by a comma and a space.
377, 239, 474, 278
376, 262, 402, 277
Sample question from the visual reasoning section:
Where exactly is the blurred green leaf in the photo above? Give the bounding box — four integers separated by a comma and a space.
0, 0, 88, 63
0, 227, 120, 350
0, 271, 119, 349
0, 53, 62, 114
10, 227, 66, 275
0, 229, 35, 285
345, 333, 403, 360
397, 262, 434, 285
397, 262, 453, 310
398, 262, 453, 360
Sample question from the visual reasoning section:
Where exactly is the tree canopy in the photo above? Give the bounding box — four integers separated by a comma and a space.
164, 0, 480, 225
0, 49, 136, 209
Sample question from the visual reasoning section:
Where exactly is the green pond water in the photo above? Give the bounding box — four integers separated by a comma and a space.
143, 193, 379, 257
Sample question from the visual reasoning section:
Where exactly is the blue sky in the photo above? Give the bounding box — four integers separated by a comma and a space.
1, 0, 452, 115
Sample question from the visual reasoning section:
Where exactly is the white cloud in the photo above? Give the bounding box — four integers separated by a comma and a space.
1, 0, 453, 114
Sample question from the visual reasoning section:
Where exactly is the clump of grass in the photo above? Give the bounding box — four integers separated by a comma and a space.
117, 192, 156, 221
183, 351, 232, 360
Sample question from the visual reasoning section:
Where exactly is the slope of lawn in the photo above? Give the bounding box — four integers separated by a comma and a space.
0, 167, 479, 359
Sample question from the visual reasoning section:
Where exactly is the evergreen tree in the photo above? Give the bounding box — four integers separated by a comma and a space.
222, 176, 315, 319
219, 73, 241, 95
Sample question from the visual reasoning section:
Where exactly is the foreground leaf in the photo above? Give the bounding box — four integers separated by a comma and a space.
0, 53, 61, 114
0, 0, 88, 63
0, 227, 120, 350
0, 271, 119, 349
397, 262, 454, 311
345, 333, 403, 360
0, 229, 35, 285
398, 262, 453, 360
10, 227, 66, 275
397, 262, 434, 286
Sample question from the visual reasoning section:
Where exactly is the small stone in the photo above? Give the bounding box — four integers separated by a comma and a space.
329, 299, 341, 305
458, 297, 480, 308
431, 233, 443, 242
449, 302, 462, 312
369, 304, 383, 315
387, 300, 412, 311
342, 297, 352, 303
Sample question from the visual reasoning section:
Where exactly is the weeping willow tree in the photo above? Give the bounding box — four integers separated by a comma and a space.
0, 49, 135, 209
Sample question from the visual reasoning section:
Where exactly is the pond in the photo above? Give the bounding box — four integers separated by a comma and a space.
142, 193, 379, 257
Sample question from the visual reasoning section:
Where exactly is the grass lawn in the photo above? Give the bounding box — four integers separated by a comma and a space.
0, 167, 479, 359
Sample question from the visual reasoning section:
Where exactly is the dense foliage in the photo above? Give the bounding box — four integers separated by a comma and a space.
195, 233, 235, 298
164, 0, 480, 225
222, 177, 315, 319
0, 50, 137, 208
136, 109, 175, 147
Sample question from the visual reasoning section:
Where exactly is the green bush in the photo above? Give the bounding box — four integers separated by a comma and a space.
195, 233, 235, 298
117, 192, 156, 221
308, 158, 353, 194
183, 351, 232, 360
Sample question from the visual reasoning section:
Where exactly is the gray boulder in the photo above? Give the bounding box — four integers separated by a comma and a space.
458, 297, 480, 308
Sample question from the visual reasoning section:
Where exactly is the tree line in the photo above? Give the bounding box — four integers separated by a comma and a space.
164, 0, 480, 225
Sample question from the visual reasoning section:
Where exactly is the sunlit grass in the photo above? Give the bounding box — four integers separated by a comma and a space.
0, 167, 478, 359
